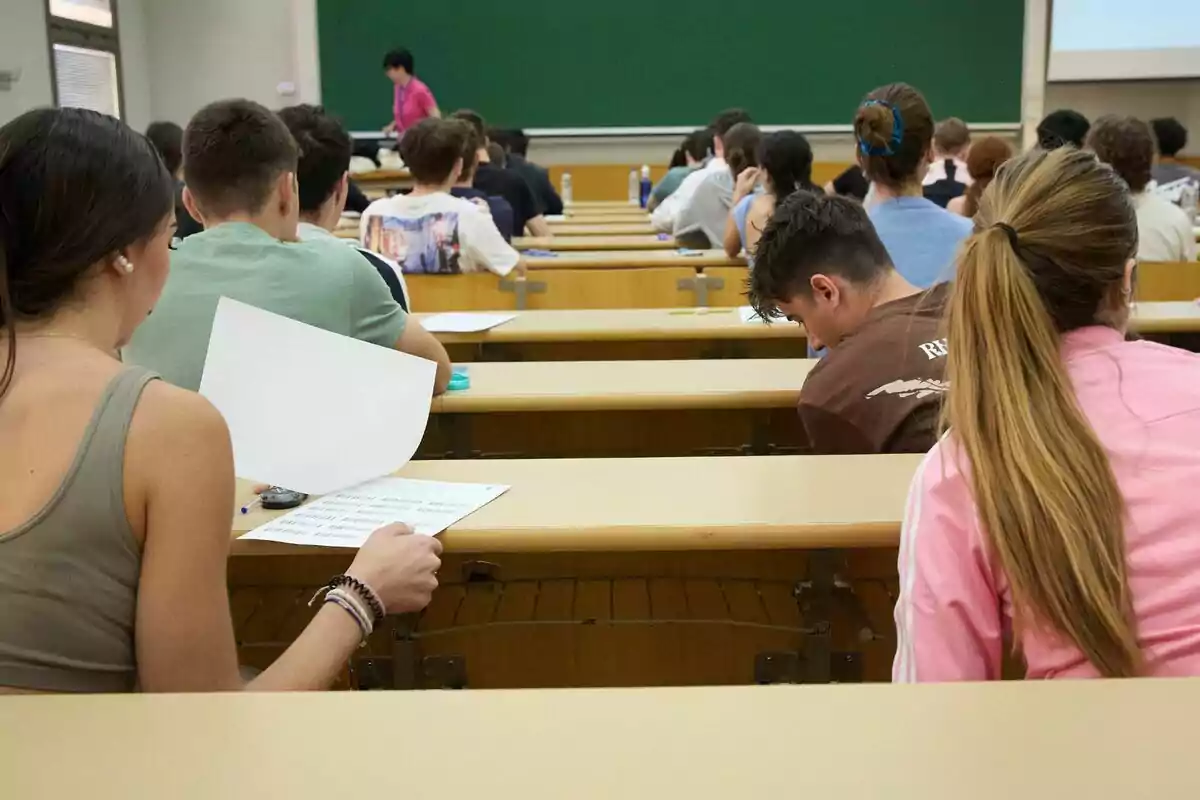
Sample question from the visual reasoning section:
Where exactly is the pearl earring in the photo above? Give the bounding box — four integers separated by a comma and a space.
116, 255, 135, 274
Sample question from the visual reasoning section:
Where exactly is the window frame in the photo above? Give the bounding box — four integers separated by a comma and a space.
44, 0, 125, 120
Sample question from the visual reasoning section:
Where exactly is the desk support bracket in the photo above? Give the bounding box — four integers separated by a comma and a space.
677, 272, 725, 308
499, 276, 548, 310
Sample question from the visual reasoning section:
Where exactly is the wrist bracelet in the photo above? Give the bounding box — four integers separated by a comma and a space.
323, 588, 372, 645
326, 574, 386, 624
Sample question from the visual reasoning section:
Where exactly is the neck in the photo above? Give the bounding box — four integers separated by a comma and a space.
873, 179, 925, 201
10, 294, 124, 355
207, 211, 296, 241
868, 269, 921, 308
301, 199, 342, 232
410, 180, 453, 197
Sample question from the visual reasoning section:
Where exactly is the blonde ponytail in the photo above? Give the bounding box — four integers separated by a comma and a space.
945, 147, 1141, 677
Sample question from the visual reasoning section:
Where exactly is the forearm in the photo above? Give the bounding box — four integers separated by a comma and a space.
526, 216, 551, 238
246, 604, 363, 691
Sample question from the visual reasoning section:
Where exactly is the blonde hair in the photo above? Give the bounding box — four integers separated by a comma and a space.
945, 147, 1141, 677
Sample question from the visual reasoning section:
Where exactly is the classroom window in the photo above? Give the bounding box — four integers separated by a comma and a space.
45, 0, 123, 119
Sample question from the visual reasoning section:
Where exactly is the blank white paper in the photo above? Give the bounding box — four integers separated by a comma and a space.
241, 477, 510, 547
421, 312, 517, 333
199, 297, 436, 495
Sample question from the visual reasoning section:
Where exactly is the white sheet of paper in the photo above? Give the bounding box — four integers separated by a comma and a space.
738, 306, 780, 325
240, 477, 510, 547
199, 298, 435, 495
420, 312, 517, 333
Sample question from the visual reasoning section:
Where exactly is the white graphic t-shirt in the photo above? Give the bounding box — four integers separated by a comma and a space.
360, 192, 520, 276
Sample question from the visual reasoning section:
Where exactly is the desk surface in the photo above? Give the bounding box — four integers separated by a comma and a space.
420, 307, 803, 344
352, 168, 411, 182
5, 681, 1197, 799
565, 201, 642, 210
525, 249, 745, 270
433, 358, 812, 413
231, 453, 920, 552
545, 222, 657, 235
1132, 300, 1200, 332
515, 235, 673, 251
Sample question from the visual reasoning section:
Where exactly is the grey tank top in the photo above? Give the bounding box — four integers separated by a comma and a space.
0, 367, 157, 692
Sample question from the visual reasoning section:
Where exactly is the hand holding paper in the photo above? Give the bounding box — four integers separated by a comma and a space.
347, 524, 443, 613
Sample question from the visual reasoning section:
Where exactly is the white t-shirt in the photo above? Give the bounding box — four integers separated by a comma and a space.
1134, 191, 1198, 263
361, 192, 520, 276
651, 157, 726, 233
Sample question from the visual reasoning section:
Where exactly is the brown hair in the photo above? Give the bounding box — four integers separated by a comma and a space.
853, 83, 934, 190
722, 122, 762, 178
456, 119, 486, 180
183, 99, 298, 217
399, 118, 468, 184
945, 146, 1141, 677
933, 117, 970, 156
961, 136, 1015, 217
1086, 115, 1155, 193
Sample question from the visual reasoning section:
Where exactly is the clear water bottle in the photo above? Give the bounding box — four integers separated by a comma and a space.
628, 168, 639, 205
639, 165, 652, 209
561, 172, 573, 206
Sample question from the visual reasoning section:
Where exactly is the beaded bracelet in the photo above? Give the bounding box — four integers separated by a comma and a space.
327, 574, 386, 624
322, 589, 372, 645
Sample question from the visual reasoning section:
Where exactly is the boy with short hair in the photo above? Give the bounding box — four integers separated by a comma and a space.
749, 191, 948, 454
450, 109, 550, 237
495, 128, 563, 216
451, 122, 515, 241
361, 117, 524, 277
1150, 117, 1200, 187
126, 98, 450, 394
276, 103, 411, 310
923, 117, 971, 208
652, 108, 751, 233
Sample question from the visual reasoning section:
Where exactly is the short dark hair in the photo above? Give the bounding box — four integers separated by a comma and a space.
507, 129, 530, 157
749, 191, 894, 320
184, 98, 298, 217
382, 48, 414, 74
0, 108, 173, 396
449, 109, 487, 141
399, 117, 468, 184
710, 108, 752, 141
145, 121, 183, 175
854, 83, 934, 189
684, 128, 714, 162
455, 118, 485, 179
277, 104, 352, 212
722, 122, 762, 177
1087, 115, 1155, 193
486, 142, 507, 168
1037, 109, 1090, 149
933, 118, 970, 155
758, 130, 816, 199
1151, 117, 1188, 158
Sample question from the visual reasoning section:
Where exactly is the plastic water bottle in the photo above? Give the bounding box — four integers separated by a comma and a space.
639, 165, 652, 209
1181, 182, 1198, 224
628, 169, 639, 205
561, 172, 573, 206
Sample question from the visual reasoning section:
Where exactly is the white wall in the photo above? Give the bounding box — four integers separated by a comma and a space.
118, 0, 152, 131
1046, 81, 1200, 153
0, 0, 54, 125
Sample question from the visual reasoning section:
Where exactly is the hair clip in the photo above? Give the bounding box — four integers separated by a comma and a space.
857, 99, 905, 157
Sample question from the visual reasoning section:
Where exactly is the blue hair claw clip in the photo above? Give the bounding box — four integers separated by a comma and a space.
857, 99, 905, 157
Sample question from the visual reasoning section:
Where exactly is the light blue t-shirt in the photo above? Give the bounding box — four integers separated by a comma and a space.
733, 193, 755, 252
868, 197, 973, 288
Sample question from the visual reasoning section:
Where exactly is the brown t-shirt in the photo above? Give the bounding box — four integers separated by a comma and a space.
799, 285, 949, 454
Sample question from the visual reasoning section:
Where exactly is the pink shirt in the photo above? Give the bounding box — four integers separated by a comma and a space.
895, 325, 1200, 681
393, 77, 437, 133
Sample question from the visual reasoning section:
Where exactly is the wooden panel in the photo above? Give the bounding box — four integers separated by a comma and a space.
1138, 261, 1200, 302
701, 266, 753, 307
529, 267, 699, 309
546, 163, 856, 202
405, 273, 515, 312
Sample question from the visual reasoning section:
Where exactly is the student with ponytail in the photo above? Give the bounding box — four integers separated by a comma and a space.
895, 147, 1200, 682
854, 83, 972, 287
724, 130, 818, 259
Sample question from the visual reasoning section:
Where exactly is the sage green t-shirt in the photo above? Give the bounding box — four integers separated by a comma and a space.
125, 222, 408, 391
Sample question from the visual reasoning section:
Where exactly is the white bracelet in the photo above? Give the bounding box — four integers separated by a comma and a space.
324, 589, 373, 644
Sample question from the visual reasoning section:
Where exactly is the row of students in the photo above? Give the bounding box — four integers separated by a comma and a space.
0, 108, 445, 693
651, 109, 752, 235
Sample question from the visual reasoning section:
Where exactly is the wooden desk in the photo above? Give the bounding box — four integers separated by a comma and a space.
228, 455, 915, 686
352, 168, 412, 190
1132, 300, 1200, 332
515, 234, 674, 251
13, 682, 1197, 799
547, 222, 657, 235
566, 205, 649, 218
525, 249, 744, 270
421, 358, 811, 458
1136, 261, 1200, 301
565, 200, 642, 211
422, 307, 805, 361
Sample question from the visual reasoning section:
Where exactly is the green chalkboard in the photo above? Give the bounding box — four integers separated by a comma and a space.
317, 1, 1024, 131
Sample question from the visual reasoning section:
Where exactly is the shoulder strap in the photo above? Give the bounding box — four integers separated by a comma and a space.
74, 367, 160, 517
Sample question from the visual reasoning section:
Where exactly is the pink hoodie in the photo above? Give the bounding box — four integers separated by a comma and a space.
895, 325, 1200, 681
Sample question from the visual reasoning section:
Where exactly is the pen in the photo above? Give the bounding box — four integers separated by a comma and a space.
241, 496, 263, 515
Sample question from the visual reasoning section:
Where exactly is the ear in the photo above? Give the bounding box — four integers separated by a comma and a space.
809, 273, 839, 303
336, 172, 351, 210
278, 171, 297, 214
181, 186, 206, 228
450, 157, 464, 184
1124, 258, 1137, 297
714, 137, 726, 159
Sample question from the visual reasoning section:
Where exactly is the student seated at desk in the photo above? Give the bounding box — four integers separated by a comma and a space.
726, 130, 818, 259
1087, 115, 1197, 263
451, 122, 515, 242
649, 128, 713, 212
948, 136, 1013, 217
895, 147, 1200, 681
0, 108, 443, 694
125, 99, 450, 394
675, 122, 761, 249
652, 108, 752, 233
1151, 117, 1200, 188
449, 110, 550, 238
749, 191, 947, 455
922, 117, 971, 209
361, 118, 524, 277
493, 128, 563, 216
277, 104, 412, 310
144, 121, 202, 239
1036, 108, 1090, 150
855, 83, 973, 287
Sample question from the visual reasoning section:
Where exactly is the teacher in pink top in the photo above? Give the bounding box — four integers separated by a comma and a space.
382, 48, 440, 135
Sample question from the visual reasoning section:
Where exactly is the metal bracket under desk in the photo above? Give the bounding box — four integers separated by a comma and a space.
677, 271, 725, 308
499, 276, 547, 309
